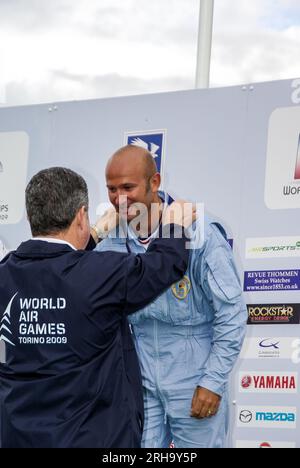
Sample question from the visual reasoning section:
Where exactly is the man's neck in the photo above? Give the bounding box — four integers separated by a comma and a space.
34, 228, 81, 249
147, 194, 163, 237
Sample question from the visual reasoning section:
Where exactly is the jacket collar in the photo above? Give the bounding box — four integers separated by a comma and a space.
13, 240, 75, 259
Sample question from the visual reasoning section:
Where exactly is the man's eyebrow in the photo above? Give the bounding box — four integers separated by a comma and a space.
107, 182, 137, 187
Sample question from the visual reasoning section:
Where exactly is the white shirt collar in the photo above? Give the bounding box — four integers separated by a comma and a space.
31, 237, 77, 251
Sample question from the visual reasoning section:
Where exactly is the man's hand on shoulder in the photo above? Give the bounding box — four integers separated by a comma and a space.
91, 208, 119, 243
163, 200, 196, 229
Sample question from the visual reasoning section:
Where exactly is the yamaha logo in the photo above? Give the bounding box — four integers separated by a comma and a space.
239, 372, 297, 392
241, 375, 252, 388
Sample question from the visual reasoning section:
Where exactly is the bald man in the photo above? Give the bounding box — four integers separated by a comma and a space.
95, 145, 247, 448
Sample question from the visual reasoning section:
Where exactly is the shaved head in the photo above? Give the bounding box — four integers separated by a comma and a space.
106, 145, 157, 180
105, 144, 162, 226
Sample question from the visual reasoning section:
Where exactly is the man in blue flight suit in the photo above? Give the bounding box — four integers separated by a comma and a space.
96, 145, 247, 448
0, 167, 193, 448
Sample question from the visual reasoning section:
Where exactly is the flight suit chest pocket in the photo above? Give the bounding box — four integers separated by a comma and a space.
205, 250, 242, 303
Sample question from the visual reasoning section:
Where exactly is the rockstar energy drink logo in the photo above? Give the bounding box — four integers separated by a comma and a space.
247, 304, 300, 325
171, 276, 191, 300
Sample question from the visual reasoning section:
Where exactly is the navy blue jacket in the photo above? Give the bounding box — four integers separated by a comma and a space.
0, 227, 188, 448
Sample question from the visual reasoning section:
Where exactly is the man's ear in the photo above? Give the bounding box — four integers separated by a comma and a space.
76, 206, 88, 229
151, 172, 161, 193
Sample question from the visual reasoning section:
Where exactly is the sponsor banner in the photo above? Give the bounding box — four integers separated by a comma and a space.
240, 337, 300, 360
236, 440, 296, 448
265, 106, 300, 210
239, 372, 298, 394
244, 270, 300, 292
0, 132, 29, 225
246, 237, 300, 259
296, 133, 300, 180
0, 239, 8, 261
124, 129, 166, 176
247, 304, 300, 324
237, 406, 297, 429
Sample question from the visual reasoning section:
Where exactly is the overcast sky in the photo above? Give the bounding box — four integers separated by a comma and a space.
0, 0, 300, 106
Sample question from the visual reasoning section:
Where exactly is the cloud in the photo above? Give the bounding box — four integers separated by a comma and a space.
4, 70, 193, 106
211, 0, 300, 86
0, 0, 72, 31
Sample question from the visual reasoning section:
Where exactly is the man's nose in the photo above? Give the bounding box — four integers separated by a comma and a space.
115, 193, 128, 206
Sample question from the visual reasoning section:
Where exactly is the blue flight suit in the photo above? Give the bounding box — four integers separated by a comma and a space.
96, 193, 247, 448
0, 228, 188, 448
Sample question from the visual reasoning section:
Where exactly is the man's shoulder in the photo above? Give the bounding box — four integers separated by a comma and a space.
186, 215, 227, 254
95, 236, 127, 253
74, 249, 130, 286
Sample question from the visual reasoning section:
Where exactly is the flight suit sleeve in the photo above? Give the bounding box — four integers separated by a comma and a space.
198, 226, 247, 396
124, 224, 190, 314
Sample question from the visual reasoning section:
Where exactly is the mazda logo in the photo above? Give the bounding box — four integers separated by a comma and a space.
239, 410, 252, 423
